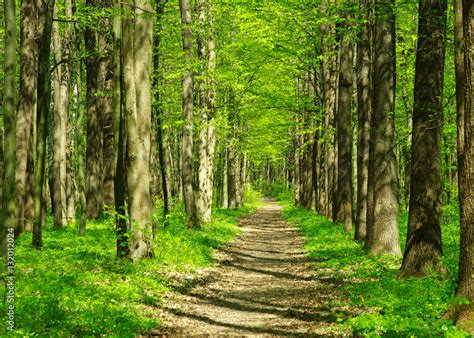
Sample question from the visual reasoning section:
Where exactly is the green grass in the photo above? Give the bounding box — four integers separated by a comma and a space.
275, 189, 469, 337
2, 187, 262, 337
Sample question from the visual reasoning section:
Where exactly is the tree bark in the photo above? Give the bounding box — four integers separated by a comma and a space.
300, 119, 314, 210
454, 0, 474, 329
123, 0, 154, 260
179, 0, 199, 227
52, 3, 68, 228
366, 0, 401, 256
1, 0, 17, 254
355, 0, 372, 241
227, 132, 238, 209
33, 0, 55, 249
73, 17, 87, 236
455, 0, 465, 167
24, 135, 35, 231
113, 2, 128, 255
319, 5, 338, 219
399, 0, 447, 278
153, 0, 169, 222
65, 0, 75, 224
196, 0, 212, 223
205, 1, 218, 214
15, 0, 37, 236
99, 1, 115, 208
335, 6, 354, 232
236, 154, 246, 207
85, 0, 104, 219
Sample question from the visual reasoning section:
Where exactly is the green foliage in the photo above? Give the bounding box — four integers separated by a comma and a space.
276, 192, 469, 337
0, 198, 259, 336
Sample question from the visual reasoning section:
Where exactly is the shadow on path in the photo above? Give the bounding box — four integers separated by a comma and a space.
152, 200, 351, 336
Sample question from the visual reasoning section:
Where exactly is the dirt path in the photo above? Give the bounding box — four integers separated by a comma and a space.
154, 200, 349, 336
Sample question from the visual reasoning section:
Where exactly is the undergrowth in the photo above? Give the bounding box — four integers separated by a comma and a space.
272, 185, 469, 337
1, 187, 261, 336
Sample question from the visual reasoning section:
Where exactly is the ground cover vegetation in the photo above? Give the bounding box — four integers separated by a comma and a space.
0, 0, 473, 335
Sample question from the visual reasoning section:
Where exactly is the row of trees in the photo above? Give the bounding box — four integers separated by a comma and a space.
0, 0, 254, 259
267, 0, 472, 326
0, 0, 472, 327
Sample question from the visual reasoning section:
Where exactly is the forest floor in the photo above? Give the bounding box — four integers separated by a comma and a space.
153, 199, 353, 336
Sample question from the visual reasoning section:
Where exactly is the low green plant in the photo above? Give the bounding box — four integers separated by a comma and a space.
0, 190, 261, 337
276, 190, 469, 337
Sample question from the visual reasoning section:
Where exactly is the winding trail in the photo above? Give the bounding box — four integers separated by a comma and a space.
154, 199, 350, 336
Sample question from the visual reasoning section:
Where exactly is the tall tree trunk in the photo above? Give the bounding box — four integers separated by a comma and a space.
355, 0, 372, 241
24, 135, 35, 231
65, 0, 75, 224
179, 0, 199, 227
300, 131, 314, 209
101, 58, 115, 208
236, 154, 245, 207
99, 1, 115, 207
15, 0, 37, 236
74, 18, 87, 236
335, 7, 354, 232
205, 1, 218, 216
294, 125, 301, 206
153, 0, 169, 221
399, 0, 447, 277
366, 0, 401, 256
113, 2, 128, 255
52, 3, 68, 228
227, 136, 238, 209
33, 0, 55, 249
455, 0, 465, 171
1, 0, 17, 254
454, 0, 474, 329
320, 6, 338, 219
196, 0, 211, 223
122, 0, 154, 260
85, 0, 104, 219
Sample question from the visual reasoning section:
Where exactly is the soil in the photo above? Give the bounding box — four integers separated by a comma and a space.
152, 199, 351, 337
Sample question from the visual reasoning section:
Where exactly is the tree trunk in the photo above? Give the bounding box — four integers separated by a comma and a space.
179, 0, 199, 227
399, 0, 447, 278
99, 1, 115, 208
206, 2, 218, 215
335, 9, 354, 232
65, 0, 75, 224
24, 136, 35, 232
320, 9, 338, 219
366, 0, 401, 256
237, 154, 246, 207
294, 128, 301, 206
33, 0, 55, 249
227, 137, 238, 209
196, 0, 211, 223
355, 0, 372, 241
15, 0, 37, 236
122, 0, 154, 260
74, 18, 87, 236
85, 0, 104, 220
52, 3, 68, 228
153, 0, 169, 222
454, 0, 474, 329
1, 0, 17, 254
455, 0, 465, 168
113, 2, 128, 255
101, 61, 115, 208
300, 133, 313, 210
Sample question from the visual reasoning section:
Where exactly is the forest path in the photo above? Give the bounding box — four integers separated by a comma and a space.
153, 199, 348, 336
